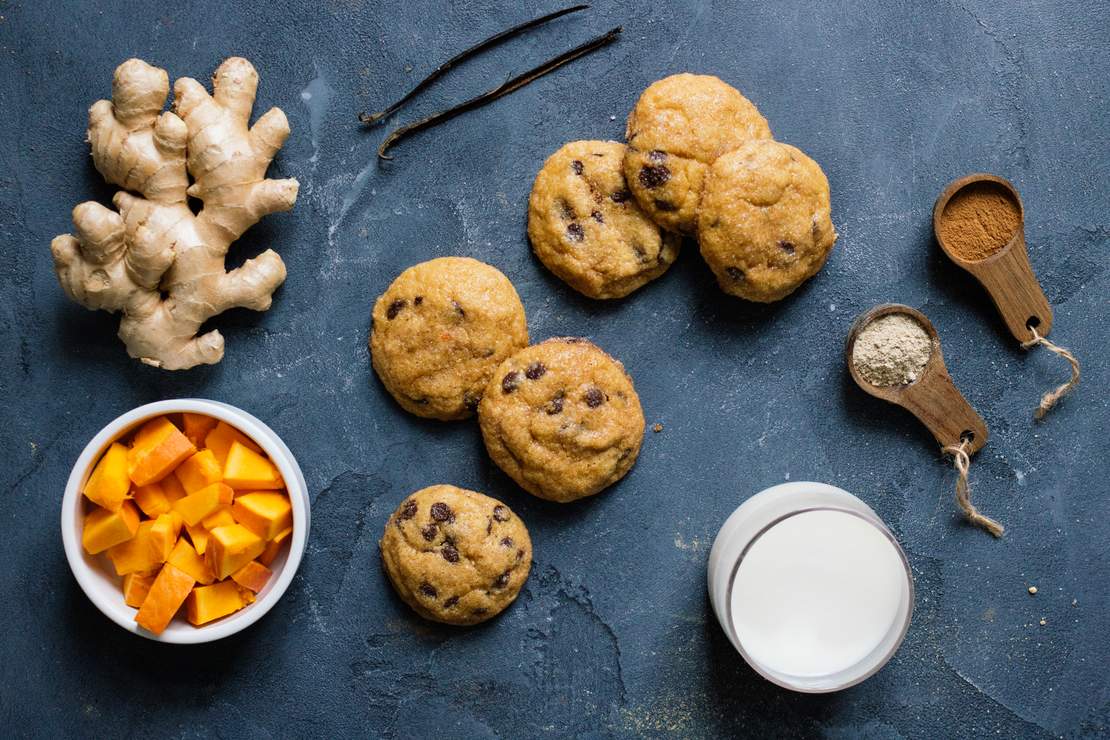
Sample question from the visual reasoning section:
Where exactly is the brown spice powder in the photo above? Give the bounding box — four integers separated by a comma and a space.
937, 181, 1022, 261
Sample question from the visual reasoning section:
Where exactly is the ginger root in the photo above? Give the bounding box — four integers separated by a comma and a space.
51, 58, 298, 369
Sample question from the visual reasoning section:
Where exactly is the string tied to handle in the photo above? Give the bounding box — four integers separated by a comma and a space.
1020, 326, 1080, 420
941, 438, 1004, 538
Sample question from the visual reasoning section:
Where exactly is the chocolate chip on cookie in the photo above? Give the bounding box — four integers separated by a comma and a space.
380, 485, 533, 626
370, 257, 528, 420
528, 140, 680, 299
386, 299, 406, 319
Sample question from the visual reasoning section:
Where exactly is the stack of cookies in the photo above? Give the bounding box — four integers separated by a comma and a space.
529, 73, 837, 302
368, 257, 645, 625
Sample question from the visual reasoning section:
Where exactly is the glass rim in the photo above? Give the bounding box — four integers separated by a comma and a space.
723, 505, 915, 693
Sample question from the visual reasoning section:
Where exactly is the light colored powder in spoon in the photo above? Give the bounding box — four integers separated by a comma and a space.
853, 314, 933, 387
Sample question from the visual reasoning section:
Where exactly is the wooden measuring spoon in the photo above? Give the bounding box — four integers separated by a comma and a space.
846, 304, 988, 454
933, 173, 1052, 343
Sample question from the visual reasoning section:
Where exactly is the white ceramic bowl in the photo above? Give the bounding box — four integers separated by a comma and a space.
61, 399, 309, 643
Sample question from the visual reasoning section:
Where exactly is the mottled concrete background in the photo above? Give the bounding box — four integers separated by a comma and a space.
1, 1, 1107, 737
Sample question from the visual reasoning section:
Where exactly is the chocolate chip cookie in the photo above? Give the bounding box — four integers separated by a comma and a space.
697, 139, 836, 302
528, 140, 681, 299
624, 73, 772, 235
370, 257, 528, 420
380, 484, 532, 625
478, 338, 644, 502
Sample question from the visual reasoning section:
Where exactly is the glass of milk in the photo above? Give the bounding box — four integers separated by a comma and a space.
707, 482, 913, 692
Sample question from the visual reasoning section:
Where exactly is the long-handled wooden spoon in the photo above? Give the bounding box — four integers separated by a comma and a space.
847, 304, 1002, 536
933, 173, 1052, 343
934, 174, 1079, 420
846, 304, 988, 454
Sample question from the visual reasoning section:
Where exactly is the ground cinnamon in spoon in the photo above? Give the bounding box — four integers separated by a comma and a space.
937, 181, 1021, 261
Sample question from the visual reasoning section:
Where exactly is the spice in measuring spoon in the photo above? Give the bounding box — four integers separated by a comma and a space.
851, 314, 933, 387
847, 306, 1003, 537
934, 175, 1080, 419
936, 181, 1022, 262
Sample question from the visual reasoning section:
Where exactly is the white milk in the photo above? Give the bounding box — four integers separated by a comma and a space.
707, 482, 913, 692
729, 509, 908, 679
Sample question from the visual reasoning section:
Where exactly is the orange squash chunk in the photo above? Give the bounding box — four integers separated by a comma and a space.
205, 524, 265, 580
174, 449, 223, 494
223, 441, 283, 490
204, 421, 262, 466
230, 560, 272, 593
186, 580, 249, 625
82, 500, 140, 554
181, 413, 218, 448
107, 521, 161, 575
149, 513, 182, 562
167, 538, 215, 585
122, 572, 155, 608
160, 474, 188, 503
173, 482, 234, 526
135, 563, 195, 634
127, 417, 196, 487
258, 527, 293, 566
233, 492, 292, 540
201, 507, 236, 530
82, 442, 131, 512
184, 521, 210, 555
132, 482, 172, 517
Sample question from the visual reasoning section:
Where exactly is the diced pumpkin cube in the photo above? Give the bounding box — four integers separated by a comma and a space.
149, 513, 182, 562
107, 521, 162, 575
161, 474, 187, 502
167, 538, 215, 585
205, 524, 265, 580
258, 526, 293, 566
181, 413, 218, 448
122, 572, 155, 608
223, 441, 283, 490
127, 417, 196, 487
185, 521, 209, 555
174, 449, 223, 494
204, 421, 262, 465
82, 500, 140, 555
230, 560, 272, 593
135, 564, 195, 634
172, 482, 234, 526
186, 580, 249, 625
82, 442, 131, 512
132, 483, 172, 517
232, 492, 292, 540
201, 507, 236, 530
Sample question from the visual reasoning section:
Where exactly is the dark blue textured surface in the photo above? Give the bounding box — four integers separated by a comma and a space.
1, 1, 1107, 737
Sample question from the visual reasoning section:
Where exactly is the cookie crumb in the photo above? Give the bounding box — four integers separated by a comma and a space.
652, 423, 664, 433
1039, 617, 1047, 626
1028, 586, 1038, 595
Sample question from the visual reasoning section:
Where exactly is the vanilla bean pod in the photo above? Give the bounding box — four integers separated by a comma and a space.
359, 4, 589, 125
377, 26, 621, 160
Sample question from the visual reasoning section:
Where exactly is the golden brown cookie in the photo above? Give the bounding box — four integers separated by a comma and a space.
624, 73, 771, 235
528, 140, 681, 299
370, 257, 528, 420
697, 139, 836, 302
478, 338, 645, 502
380, 484, 532, 625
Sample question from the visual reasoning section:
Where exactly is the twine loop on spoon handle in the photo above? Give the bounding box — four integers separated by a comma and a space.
941, 439, 1004, 538
1020, 327, 1080, 420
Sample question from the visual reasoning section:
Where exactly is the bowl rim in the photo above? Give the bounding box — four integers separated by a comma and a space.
61, 398, 309, 644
